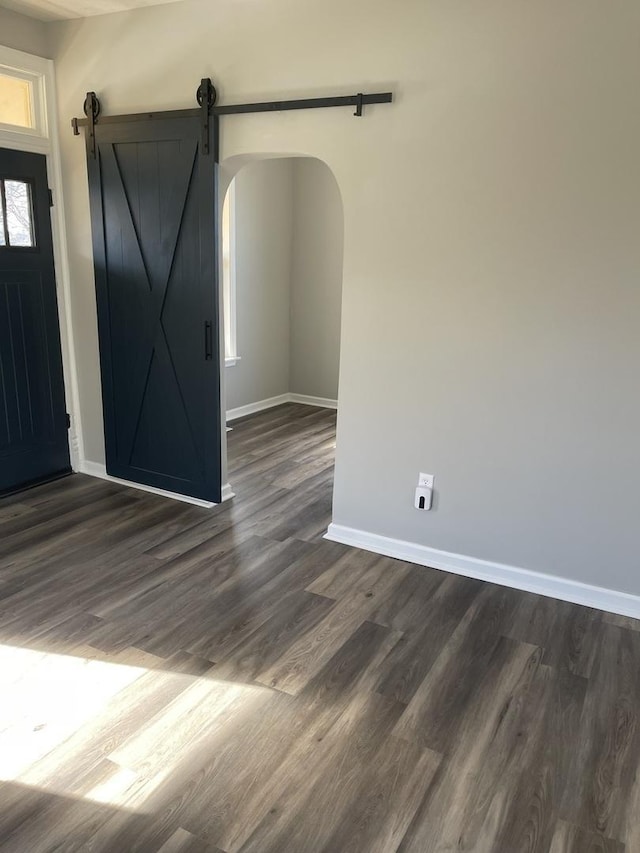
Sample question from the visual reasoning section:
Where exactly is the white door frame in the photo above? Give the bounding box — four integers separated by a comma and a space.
0, 44, 83, 470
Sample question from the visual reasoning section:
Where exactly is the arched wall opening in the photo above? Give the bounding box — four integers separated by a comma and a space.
219, 154, 344, 498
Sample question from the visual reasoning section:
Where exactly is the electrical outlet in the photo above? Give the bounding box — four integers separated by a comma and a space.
418, 472, 434, 489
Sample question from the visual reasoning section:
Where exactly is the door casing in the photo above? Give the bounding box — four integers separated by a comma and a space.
0, 45, 81, 474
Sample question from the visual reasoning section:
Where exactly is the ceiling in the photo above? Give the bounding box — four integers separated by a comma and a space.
0, 0, 184, 21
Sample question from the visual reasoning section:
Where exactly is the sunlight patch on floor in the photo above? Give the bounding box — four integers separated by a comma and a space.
0, 643, 268, 812
0, 643, 147, 782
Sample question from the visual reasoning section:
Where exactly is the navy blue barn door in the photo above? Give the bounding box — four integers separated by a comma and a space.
85, 115, 222, 502
0, 148, 71, 495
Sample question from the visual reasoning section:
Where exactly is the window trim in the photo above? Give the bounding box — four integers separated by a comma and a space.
222, 179, 240, 367
0, 62, 47, 139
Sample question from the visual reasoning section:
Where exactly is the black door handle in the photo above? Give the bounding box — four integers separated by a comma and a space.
204, 320, 213, 360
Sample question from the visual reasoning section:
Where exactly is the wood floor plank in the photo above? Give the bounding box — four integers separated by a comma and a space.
549, 820, 625, 852
505, 592, 603, 678
487, 666, 587, 853
318, 736, 442, 853
559, 623, 640, 843
255, 559, 410, 694
397, 637, 543, 852
211, 590, 335, 683
0, 780, 139, 853
183, 540, 331, 662
392, 583, 521, 751
238, 690, 406, 853
167, 622, 404, 853
1, 403, 639, 852
374, 572, 484, 705
305, 546, 386, 599
602, 611, 640, 633
107, 678, 268, 782
157, 828, 225, 852
0, 502, 33, 526
18, 651, 214, 795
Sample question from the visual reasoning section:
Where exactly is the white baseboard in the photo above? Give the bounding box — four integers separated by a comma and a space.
221, 483, 235, 502
325, 523, 640, 620
226, 394, 291, 422
288, 393, 338, 410
79, 460, 227, 508
226, 392, 338, 422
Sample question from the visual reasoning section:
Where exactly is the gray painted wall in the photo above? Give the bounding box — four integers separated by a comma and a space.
224, 158, 293, 411
48, 0, 640, 598
225, 156, 343, 411
290, 157, 343, 401
0, 7, 50, 57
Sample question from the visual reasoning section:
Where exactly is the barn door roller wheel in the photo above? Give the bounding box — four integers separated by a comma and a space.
196, 78, 217, 156
83, 91, 101, 158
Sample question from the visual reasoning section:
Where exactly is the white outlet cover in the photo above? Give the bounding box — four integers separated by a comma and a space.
418, 473, 434, 489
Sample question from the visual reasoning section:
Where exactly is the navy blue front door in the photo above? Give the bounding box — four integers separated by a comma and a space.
0, 148, 70, 495
85, 115, 222, 502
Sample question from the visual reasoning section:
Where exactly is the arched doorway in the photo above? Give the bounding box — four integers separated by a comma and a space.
220, 155, 344, 522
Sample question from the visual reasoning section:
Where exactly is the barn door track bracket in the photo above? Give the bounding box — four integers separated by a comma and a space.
71, 79, 393, 152
73, 91, 101, 158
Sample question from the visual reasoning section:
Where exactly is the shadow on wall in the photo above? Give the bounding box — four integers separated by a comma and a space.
220, 155, 344, 414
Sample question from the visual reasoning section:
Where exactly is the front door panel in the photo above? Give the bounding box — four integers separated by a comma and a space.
0, 148, 70, 494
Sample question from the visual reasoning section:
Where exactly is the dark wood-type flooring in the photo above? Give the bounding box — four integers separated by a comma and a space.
0, 403, 639, 852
